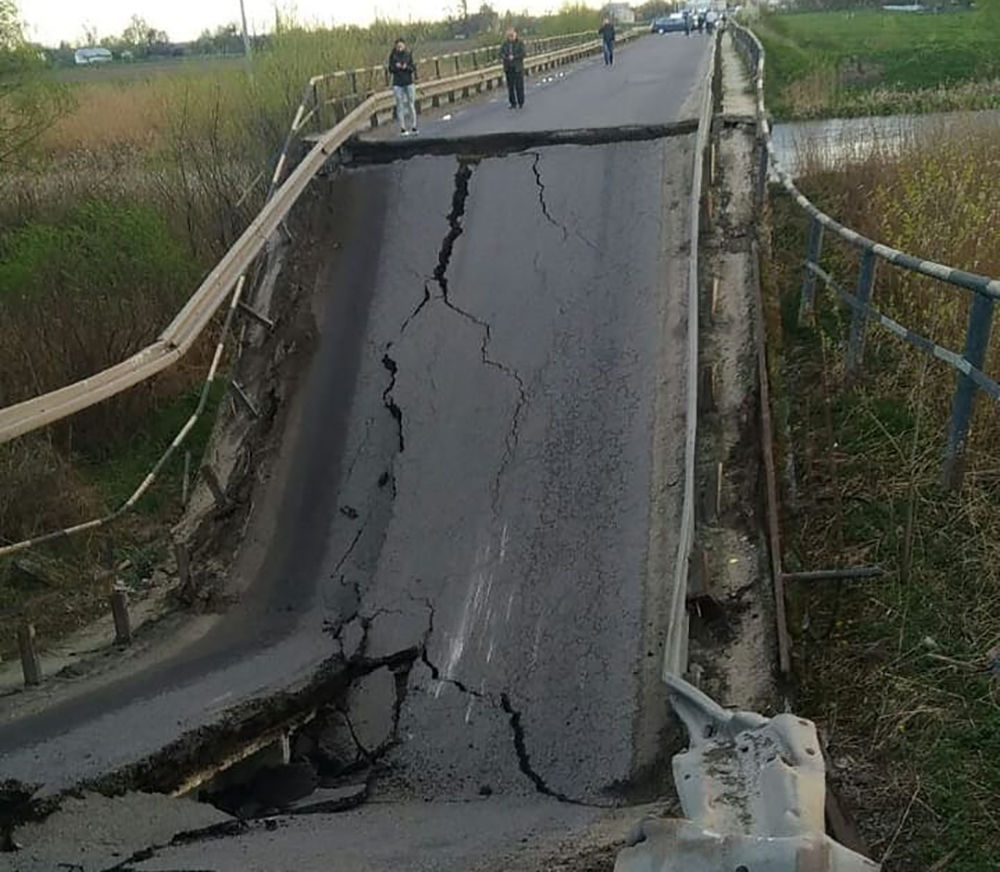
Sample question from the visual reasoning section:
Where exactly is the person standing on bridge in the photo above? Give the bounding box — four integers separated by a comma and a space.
388, 37, 418, 136
499, 28, 526, 109
598, 18, 616, 66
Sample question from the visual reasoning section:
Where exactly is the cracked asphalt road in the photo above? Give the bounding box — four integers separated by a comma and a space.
2, 32, 708, 871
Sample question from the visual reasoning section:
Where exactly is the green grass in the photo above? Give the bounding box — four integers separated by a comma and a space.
768, 187, 1000, 871
83, 380, 225, 516
755, 8, 1000, 118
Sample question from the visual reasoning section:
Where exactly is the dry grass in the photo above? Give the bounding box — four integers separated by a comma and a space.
41, 82, 166, 154
767, 123, 1000, 871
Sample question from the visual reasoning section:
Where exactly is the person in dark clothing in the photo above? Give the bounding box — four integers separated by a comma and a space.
499, 28, 526, 109
387, 37, 418, 135
598, 18, 615, 66
683, 10, 691, 36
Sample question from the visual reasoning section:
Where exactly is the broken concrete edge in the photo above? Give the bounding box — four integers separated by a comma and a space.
0, 634, 403, 841
2, 602, 613, 848
342, 120, 701, 164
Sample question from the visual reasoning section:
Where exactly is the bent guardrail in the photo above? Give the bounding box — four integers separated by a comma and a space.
729, 22, 999, 490
0, 32, 642, 561
662, 31, 719, 680
0, 33, 633, 448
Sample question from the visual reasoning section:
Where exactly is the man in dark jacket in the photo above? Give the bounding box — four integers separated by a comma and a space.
598, 18, 615, 66
388, 37, 418, 136
499, 28, 526, 109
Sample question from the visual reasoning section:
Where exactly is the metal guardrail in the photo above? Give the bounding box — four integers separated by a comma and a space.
730, 22, 999, 490
0, 32, 639, 559
270, 29, 643, 196
662, 31, 719, 680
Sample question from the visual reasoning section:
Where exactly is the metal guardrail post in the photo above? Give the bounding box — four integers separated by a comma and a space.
943, 293, 995, 489
799, 217, 823, 327
434, 58, 441, 79
846, 249, 876, 374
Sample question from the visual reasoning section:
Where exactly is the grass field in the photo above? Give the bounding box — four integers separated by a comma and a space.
765, 122, 1000, 870
45, 37, 483, 85
755, 8, 1000, 118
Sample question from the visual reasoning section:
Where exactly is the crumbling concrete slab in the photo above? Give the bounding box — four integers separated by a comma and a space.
11, 792, 231, 872
347, 666, 397, 755
284, 782, 368, 815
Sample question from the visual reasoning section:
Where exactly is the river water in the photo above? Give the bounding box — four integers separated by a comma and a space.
770, 108, 1000, 177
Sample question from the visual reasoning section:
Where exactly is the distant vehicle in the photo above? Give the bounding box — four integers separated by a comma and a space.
651, 12, 687, 33
74, 46, 113, 65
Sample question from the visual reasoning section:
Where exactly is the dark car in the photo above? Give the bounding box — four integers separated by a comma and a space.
651, 13, 688, 33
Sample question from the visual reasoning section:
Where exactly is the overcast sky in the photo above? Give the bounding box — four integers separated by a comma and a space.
23, 0, 561, 46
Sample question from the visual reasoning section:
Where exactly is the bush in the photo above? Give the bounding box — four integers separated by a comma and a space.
0, 200, 202, 448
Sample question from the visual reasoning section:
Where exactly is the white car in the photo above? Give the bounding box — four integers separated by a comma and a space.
73, 47, 113, 66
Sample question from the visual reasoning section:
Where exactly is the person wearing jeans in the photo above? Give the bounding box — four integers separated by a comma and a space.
388, 37, 418, 135
598, 18, 615, 66
499, 28, 526, 109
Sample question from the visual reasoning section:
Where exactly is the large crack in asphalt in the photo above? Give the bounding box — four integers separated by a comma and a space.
366, 156, 616, 807
429, 158, 529, 512
526, 151, 599, 252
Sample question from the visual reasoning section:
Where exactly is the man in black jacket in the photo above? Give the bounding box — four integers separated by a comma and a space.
388, 37, 418, 135
598, 18, 615, 66
499, 28, 526, 109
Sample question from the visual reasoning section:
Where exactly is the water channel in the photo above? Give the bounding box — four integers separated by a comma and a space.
770, 108, 1000, 177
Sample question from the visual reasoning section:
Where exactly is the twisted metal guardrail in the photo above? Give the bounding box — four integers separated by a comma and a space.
0, 32, 639, 559
730, 22, 999, 490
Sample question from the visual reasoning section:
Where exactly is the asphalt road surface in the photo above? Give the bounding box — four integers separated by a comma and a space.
2, 31, 710, 869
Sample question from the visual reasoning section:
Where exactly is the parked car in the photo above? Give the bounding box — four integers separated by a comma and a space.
651, 12, 687, 33
73, 46, 113, 65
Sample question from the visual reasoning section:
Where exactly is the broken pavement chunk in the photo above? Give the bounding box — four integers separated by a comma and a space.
283, 782, 368, 815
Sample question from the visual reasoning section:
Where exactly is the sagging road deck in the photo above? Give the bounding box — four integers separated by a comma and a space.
2, 33, 710, 869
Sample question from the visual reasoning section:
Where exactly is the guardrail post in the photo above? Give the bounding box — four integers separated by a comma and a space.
434, 58, 441, 79
943, 293, 995, 490
846, 249, 876, 375
799, 217, 824, 327
18, 621, 41, 686
349, 70, 358, 95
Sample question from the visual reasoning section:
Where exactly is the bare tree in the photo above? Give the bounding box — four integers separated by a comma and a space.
0, 0, 70, 166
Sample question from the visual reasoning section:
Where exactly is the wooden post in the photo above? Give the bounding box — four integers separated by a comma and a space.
174, 540, 191, 588
182, 449, 191, 506
17, 622, 41, 686
109, 584, 131, 646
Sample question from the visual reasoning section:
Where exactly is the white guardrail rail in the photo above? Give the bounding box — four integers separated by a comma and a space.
0, 33, 639, 448
661, 31, 718, 679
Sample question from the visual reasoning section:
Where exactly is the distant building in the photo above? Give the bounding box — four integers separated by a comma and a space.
74, 46, 113, 65
605, 3, 637, 23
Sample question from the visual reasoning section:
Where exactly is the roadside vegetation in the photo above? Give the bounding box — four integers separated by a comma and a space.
754, 4, 1000, 118
764, 119, 1000, 870
0, 1, 603, 657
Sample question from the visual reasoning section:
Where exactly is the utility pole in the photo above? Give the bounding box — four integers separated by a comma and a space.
238, 0, 252, 63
